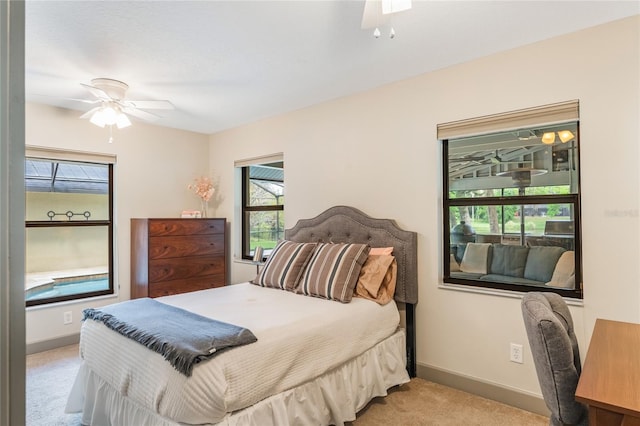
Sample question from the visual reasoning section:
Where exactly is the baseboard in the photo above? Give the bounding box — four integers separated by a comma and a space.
26, 333, 80, 355
417, 363, 550, 417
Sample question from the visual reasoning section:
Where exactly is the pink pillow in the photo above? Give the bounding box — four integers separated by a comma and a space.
355, 255, 397, 305
369, 247, 393, 256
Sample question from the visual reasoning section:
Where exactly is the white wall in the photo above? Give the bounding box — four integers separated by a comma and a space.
209, 16, 640, 398
25, 102, 210, 345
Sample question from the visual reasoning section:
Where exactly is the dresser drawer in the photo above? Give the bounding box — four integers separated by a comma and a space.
149, 219, 224, 237
148, 275, 225, 298
131, 218, 227, 299
148, 234, 224, 260
148, 256, 225, 283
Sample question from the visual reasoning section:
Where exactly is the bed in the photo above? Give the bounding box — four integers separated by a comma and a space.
65, 205, 418, 425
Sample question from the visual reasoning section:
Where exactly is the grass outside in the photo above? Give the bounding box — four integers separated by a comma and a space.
251, 239, 277, 250
465, 216, 570, 236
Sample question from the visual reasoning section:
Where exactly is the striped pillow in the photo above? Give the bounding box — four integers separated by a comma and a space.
251, 240, 317, 290
298, 243, 370, 303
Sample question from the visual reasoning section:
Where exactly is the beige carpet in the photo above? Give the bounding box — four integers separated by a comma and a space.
26, 344, 82, 426
27, 344, 548, 425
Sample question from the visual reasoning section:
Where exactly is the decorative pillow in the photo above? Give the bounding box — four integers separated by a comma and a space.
355, 255, 397, 305
298, 243, 370, 303
369, 247, 394, 256
546, 251, 575, 288
251, 240, 317, 291
459, 243, 491, 274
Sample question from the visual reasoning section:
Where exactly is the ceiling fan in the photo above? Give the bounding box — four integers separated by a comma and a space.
449, 155, 487, 163
74, 78, 174, 128
490, 150, 531, 165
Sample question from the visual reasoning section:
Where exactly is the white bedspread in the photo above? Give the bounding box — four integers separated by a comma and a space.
69, 283, 401, 425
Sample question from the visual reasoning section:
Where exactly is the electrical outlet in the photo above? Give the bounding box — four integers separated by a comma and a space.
63, 311, 72, 325
510, 343, 523, 363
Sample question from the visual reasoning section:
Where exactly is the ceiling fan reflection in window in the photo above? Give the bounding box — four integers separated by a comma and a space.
490, 150, 532, 165
450, 150, 529, 165
71, 78, 174, 129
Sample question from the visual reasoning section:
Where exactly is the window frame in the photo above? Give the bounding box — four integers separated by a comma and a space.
25, 156, 115, 307
440, 104, 582, 299
240, 163, 284, 261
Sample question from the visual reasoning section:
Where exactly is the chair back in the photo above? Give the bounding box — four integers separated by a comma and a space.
521, 292, 588, 425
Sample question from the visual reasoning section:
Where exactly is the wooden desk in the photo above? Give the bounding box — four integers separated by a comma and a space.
575, 319, 640, 426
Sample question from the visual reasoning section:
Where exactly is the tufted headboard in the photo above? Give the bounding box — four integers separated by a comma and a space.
284, 205, 418, 305
285, 206, 419, 376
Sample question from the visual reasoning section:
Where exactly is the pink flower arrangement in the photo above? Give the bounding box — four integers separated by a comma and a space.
188, 176, 215, 202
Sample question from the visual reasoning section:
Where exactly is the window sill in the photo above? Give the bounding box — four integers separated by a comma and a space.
438, 282, 584, 307
25, 292, 120, 311
233, 257, 261, 266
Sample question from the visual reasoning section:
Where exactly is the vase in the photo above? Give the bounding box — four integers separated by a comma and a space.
200, 199, 208, 218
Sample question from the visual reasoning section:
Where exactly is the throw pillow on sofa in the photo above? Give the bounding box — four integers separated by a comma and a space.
460, 243, 491, 274
546, 251, 575, 288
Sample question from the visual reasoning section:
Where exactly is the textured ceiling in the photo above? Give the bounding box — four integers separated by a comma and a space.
25, 1, 639, 135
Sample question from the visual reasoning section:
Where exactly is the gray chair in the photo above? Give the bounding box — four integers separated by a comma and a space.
521, 292, 588, 426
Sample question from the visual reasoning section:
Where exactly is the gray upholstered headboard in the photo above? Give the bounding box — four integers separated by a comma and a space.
284, 205, 418, 305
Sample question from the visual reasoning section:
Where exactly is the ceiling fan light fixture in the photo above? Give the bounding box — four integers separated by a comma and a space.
102, 105, 118, 125
558, 130, 574, 143
89, 104, 131, 129
115, 112, 132, 129
541, 132, 556, 145
381, 0, 412, 15
89, 109, 107, 128
77, 78, 174, 134
362, 0, 411, 36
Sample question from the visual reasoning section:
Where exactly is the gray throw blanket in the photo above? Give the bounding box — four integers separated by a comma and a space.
83, 298, 257, 376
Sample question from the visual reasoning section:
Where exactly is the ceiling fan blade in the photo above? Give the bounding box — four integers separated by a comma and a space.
80, 83, 111, 100
450, 157, 484, 162
122, 106, 160, 121
65, 97, 101, 105
79, 106, 102, 119
124, 100, 174, 110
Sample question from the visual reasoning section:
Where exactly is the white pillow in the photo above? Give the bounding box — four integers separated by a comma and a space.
545, 251, 575, 288
459, 243, 491, 274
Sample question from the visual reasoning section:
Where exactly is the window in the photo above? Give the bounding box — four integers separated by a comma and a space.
239, 157, 284, 261
25, 149, 115, 306
441, 101, 582, 298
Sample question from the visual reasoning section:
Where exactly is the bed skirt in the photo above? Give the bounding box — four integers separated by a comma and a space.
66, 328, 409, 426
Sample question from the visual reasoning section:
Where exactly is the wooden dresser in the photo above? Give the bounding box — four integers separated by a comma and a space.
130, 218, 226, 299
